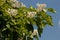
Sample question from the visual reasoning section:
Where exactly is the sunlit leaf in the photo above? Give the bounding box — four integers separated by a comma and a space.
2, 28, 7, 31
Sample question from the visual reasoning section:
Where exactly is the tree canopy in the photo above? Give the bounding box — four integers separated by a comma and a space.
0, 0, 56, 40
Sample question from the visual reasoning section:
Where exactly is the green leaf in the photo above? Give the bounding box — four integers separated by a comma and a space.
40, 11, 53, 26
40, 21, 47, 28
34, 35, 39, 40
38, 27, 43, 37
48, 8, 56, 13
2, 28, 7, 31
27, 37, 33, 40
28, 18, 36, 25
25, 24, 34, 32
46, 15, 53, 26
6, 24, 10, 29
30, 6, 33, 9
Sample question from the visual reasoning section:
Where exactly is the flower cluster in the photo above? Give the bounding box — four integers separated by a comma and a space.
6, 8, 18, 16
9, 0, 17, 2
9, 0, 26, 8
30, 29, 38, 38
32, 29, 38, 36
36, 3, 47, 12
27, 12, 37, 18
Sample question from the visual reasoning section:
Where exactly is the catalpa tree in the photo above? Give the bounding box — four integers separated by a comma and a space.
0, 0, 56, 40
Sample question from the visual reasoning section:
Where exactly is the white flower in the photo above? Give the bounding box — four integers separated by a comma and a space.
23, 33, 25, 36
32, 29, 38, 36
11, 1, 26, 8
8, 0, 26, 8
43, 9, 47, 12
37, 3, 46, 8
11, 1, 21, 8
36, 3, 47, 12
27, 12, 36, 18
9, 0, 17, 2
7, 8, 18, 16
29, 29, 38, 38
20, 3, 26, 7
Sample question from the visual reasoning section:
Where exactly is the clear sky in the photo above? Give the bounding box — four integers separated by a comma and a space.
19, 0, 60, 40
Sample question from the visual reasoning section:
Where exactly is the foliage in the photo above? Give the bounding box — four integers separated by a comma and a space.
0, 0, 56, 40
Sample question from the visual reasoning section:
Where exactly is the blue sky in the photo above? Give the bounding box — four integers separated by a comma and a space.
19, 0, 60, 40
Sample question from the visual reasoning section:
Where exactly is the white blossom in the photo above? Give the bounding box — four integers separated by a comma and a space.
11, 2, 26, 8
23, 33, 25, 36
9, 0, 26, 8
29, 29, 38, 38
20, 3, 26, 7
7, 8, 18, 16
27, 12, 36, 18
11, 1, 21, 8
32, 29, 38, 36
43, 9, 47, 12
36, 3, 47, 12
9, 0, 17, 2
